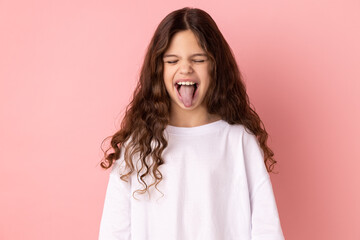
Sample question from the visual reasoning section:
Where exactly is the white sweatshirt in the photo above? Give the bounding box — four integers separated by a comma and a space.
99, 119, 285, 240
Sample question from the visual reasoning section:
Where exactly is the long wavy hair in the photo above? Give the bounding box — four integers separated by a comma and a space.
100, 7, 277, 200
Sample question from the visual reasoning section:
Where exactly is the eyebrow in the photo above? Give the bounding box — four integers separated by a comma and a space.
163, 53, 208, 58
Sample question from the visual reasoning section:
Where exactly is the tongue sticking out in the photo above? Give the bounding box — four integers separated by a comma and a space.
178, 85, 196, 107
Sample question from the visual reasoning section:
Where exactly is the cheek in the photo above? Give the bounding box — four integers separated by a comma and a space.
163, 68, 169, 81
198, 66, 211, 81
163, 67, 176, 81
163, 69, 174, 89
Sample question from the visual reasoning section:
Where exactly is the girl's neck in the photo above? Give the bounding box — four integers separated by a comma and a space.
168, 110, 221, 128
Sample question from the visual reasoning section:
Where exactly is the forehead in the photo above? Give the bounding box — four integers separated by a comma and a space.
164, 30, 205, 54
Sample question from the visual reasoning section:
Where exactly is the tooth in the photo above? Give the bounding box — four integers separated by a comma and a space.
176, 81, 196, 85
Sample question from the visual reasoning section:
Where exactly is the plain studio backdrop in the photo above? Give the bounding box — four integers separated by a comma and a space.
0, 0, 359, 239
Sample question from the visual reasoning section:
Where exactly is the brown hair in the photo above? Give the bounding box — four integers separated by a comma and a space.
100, 7, 277, 199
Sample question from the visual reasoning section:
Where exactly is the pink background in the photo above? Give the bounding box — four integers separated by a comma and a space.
1, 0, 359, 239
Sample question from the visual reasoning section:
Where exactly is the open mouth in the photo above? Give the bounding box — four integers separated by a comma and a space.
175, 82, 198, 97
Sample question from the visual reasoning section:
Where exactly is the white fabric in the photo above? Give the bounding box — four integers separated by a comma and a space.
99, 119, 285, 240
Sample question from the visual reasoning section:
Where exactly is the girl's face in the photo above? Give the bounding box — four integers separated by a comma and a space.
162, 30, 211, 113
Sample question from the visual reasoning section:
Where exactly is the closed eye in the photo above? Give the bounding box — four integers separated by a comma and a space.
165, 60, 206, 64
166, 60, 178, 64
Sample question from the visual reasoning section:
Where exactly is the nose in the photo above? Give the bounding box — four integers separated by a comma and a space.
179, 61, 193, 74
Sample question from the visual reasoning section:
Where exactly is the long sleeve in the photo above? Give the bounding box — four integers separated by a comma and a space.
98, 149, 131, 240
242, 128, 285, 240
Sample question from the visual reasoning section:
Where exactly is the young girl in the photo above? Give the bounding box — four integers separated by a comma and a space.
99, 7, 285, 240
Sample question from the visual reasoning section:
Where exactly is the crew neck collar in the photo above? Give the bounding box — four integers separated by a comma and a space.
165, 119, 228, 135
